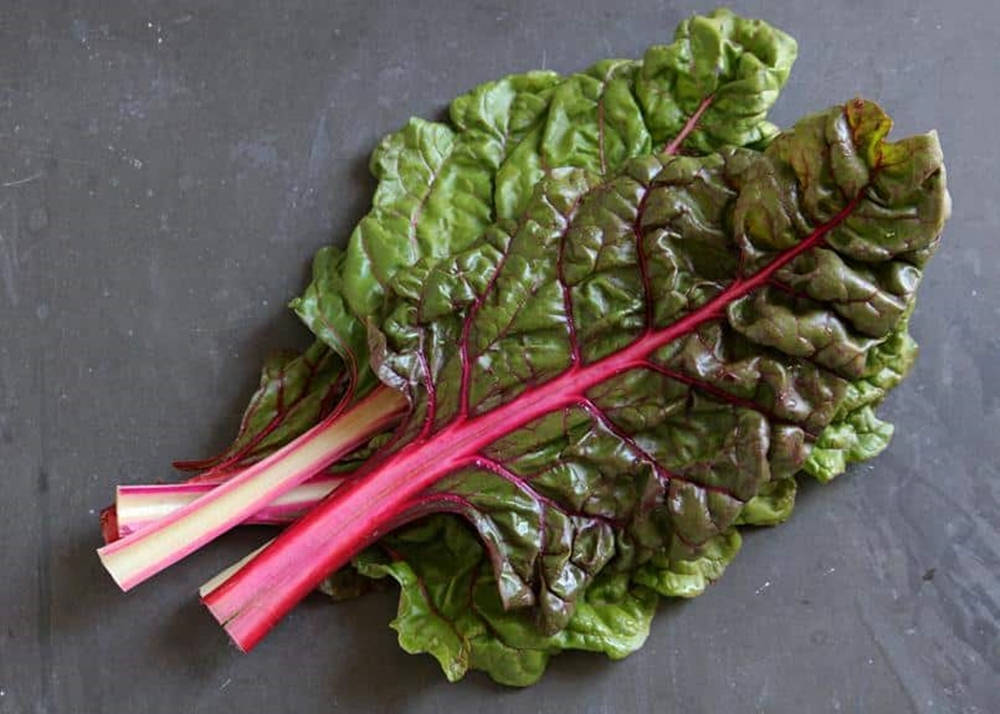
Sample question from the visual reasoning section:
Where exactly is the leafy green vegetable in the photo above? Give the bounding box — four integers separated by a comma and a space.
179, 9, 797, 473
203, 98, 949, 684
355, 516, 657, 686
357, 102, 948, 680
114, 6, 948, 690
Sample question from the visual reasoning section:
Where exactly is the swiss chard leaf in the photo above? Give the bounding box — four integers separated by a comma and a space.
354, 515, 658, 686
304, 8, 797, 370
180, 9, 796, 475
496, 10, 798, 224
358, 99, 947, 680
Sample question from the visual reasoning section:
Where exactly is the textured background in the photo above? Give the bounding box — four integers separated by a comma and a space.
0, 1, 996, 712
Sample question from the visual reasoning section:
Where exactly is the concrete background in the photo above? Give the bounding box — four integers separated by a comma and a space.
1, 1, 996, 712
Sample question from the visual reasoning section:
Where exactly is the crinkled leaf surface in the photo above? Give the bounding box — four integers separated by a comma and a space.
354, 99, 947, 683
174, 10, 948, 687
182, 9, 795, 474
319, 8, 797, 365
354, 516, 657, 686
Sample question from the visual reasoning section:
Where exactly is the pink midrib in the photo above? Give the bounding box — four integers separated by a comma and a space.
203, 193, 861, 650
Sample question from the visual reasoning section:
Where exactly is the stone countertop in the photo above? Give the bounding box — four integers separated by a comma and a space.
0, 1, 995, 712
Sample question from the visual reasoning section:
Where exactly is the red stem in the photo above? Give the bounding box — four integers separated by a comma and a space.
202, 194, 860, 651
97, 385, 405, 591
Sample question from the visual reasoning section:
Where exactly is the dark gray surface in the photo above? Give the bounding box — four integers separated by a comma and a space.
1, 1, 996, 712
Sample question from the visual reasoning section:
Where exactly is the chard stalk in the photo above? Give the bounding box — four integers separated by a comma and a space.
97, 385, 406, 591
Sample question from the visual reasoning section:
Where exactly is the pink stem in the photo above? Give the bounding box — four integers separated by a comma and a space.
113, 477, 343, 539
97, 385, 406, 591
201, 195, 860, 651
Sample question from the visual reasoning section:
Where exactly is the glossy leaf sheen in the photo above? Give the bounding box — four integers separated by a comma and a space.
208, 99, 949, 683
355, 516, 657, 687
189, 10, 797, 471
371, 99, 947, 627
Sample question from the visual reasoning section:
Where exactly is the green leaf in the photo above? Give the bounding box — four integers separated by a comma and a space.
355, 516, 657, 686
736, 479, 798, 526
804, 406, 895, 483
539, 59, 649, 175
359, 99, 946, 677
496, 7, 798, 218
179, 12, 952, 688
188, 9, 796, 486
211, 97, 944, 686
635, 8, 797, 151
633, 530, 742, 597
300, 8, 797, 375
803, 311, 920, 483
